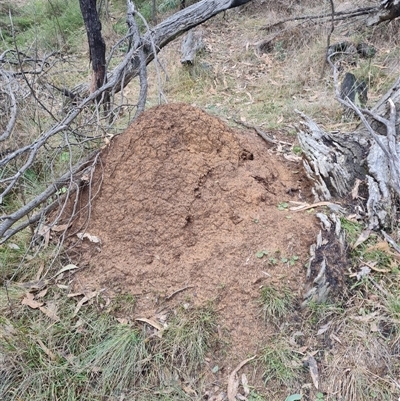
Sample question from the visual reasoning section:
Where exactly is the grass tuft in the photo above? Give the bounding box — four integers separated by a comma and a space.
0, 285, 218, 400
260, 285, 294, 324
260, 337, 302, 387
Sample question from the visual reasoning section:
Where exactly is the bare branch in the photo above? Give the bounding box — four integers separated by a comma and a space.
0, 71, 17, 141
261, 6, 377, 31
72, 0, 255, 98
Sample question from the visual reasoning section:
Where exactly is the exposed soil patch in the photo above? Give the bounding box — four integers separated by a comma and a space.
67, 103, 318, 374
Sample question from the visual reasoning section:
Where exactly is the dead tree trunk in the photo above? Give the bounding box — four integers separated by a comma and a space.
297, 77, 400, 229
79, 0, 107, 102
72, 0, 254, 98
367, 0, 400, 26
181, 28, 205, 64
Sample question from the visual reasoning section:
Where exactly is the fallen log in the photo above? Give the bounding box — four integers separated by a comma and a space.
366, 0, 400, 26
297, 77, 400, 229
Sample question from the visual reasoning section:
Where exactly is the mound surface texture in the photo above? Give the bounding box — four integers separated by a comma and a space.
70, 103, 317, 363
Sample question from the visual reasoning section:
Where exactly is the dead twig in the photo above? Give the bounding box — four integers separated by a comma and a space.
165, 286, 195, 301
227, 356, 257, 401
234, 119, 277, 145
261, 6, 377, 31
381, 230, 400, 255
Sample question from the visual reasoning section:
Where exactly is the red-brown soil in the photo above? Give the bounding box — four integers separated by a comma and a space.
67, 103, 318, 374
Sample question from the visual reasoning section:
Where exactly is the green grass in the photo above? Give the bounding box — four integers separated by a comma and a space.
0, 0, 84, 51
260, 338, 302, 387
0, 283, 218, 400
260, 285, 294, 324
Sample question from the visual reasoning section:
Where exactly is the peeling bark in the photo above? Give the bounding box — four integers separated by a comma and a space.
297, 78, 400, 229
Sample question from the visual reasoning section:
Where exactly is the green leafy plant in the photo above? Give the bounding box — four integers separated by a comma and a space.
256, 250, 269, 258
269, 257, 278, 265
278, 202, 289, 211
285, 394, 302, 401
281, 255, 299, 266
292, 146, 302, 155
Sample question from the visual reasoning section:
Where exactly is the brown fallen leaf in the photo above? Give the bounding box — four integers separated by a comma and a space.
21, 292, 43, 309
36, 224, 51, 248
227, 356, 256, 401
50, 223, 71, 232
135, 317, 164, 331
73, 291, 98, 316
39, 304, 60, 322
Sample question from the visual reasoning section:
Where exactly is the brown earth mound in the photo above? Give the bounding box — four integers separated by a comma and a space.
68, 103, 318, 368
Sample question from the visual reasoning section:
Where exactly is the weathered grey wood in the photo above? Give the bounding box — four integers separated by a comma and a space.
302, 213, 347, 307
297, 79, 400, 229
181, 28, 205, 64
366, 0, 400, 26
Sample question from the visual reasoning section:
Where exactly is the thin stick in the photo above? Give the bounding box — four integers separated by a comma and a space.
165, 286, 194, 301
381, 230, 400, 255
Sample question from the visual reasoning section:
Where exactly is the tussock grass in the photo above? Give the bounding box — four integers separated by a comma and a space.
0, 280, 218, 400
260, 285, 294, 324
260, 337, 303, 388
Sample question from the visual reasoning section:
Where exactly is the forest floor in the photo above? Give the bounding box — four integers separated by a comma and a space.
2, 1, 400, 400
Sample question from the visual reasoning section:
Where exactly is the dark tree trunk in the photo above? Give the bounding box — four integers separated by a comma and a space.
79, 0, 107, 101
72, 0, 254, 98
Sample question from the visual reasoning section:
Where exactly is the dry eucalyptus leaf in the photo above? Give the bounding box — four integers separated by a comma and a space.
353, 229, 371, 249
135, 317, 164, 331
316, 321, 331, 336
36, 288, 48, 298
73, 291, 98, 316
21, 292, 43, 309
51, 223, 71, 232
53, 264, 79, 278
36, 339, 57, 361
227, 356, 256, 401
18, 279, 48, 291
39, 305, 60, 322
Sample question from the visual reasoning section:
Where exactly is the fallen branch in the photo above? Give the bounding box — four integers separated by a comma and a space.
261, 6, 377, 31
296, 53, 400, 228
72, 0, 254, 98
